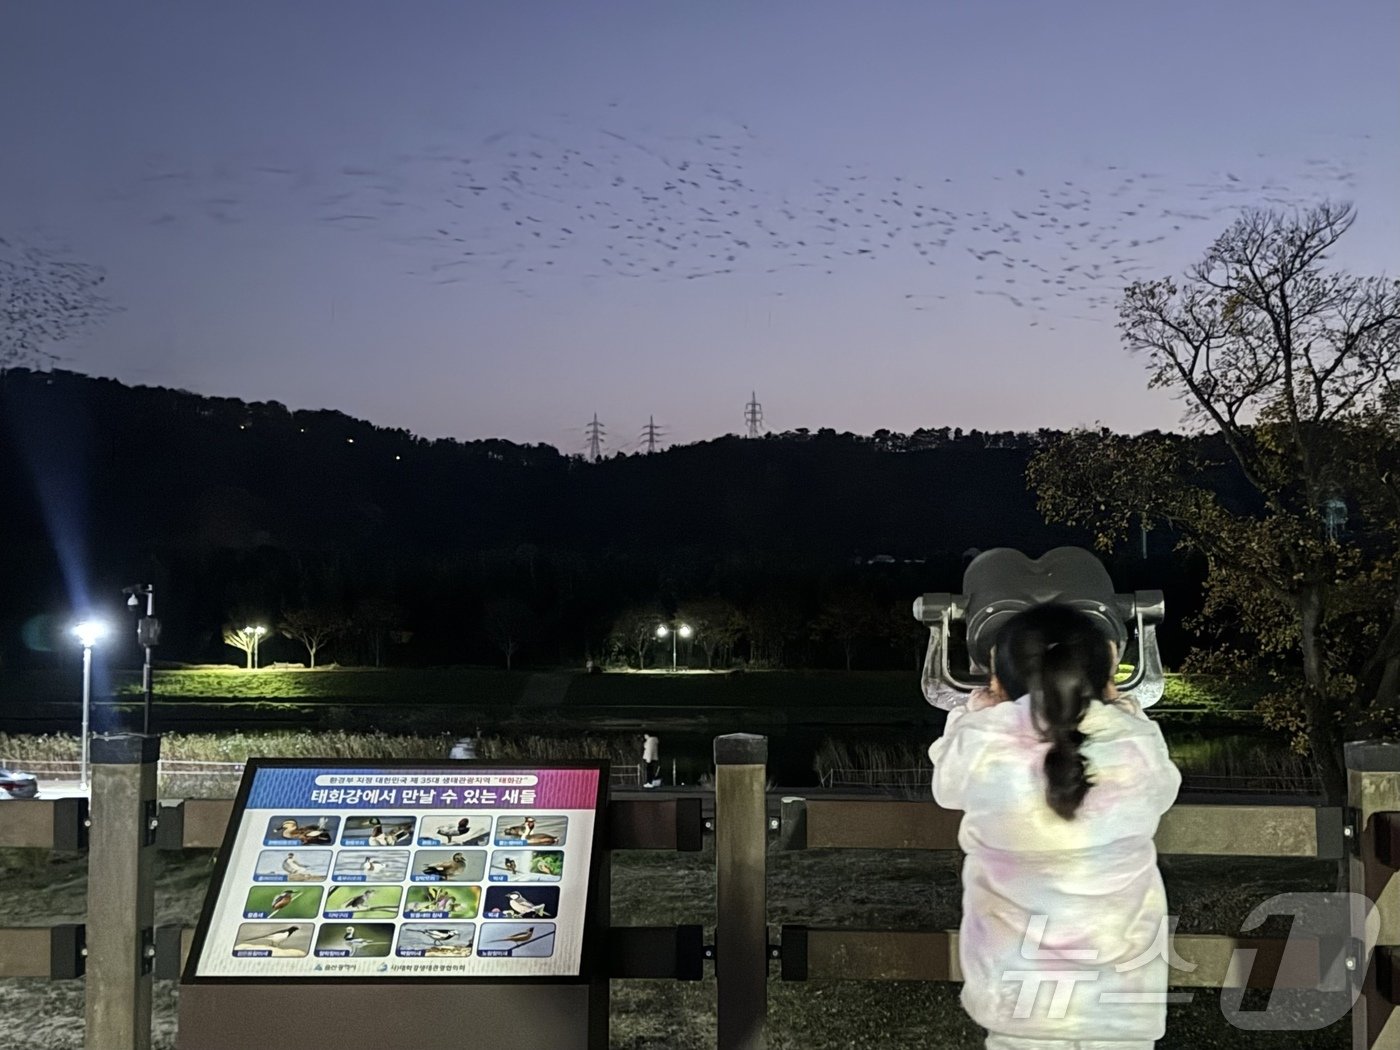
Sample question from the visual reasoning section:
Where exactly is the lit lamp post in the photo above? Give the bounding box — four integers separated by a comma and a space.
655, 622, 692, 673
122, 584, 159, 734
72, 620, 108, 790
239, 625, 267, 669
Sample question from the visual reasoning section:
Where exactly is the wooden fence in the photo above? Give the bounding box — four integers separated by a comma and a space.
3, 735, 1400, 1049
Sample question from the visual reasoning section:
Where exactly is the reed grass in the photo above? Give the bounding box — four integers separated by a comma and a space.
0, 730, 637, 767
812, 725, 1320, 791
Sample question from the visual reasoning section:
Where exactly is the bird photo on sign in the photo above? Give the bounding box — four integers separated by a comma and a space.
341, 814, 416, 846
242, 885, 323, 920
488, 849, 563, 882
322, 884, 403, 919
403, 884, 481, 920
412, 849, 487, 882
478, 922, 556, 958
315, 923, 393, 958
395, 923, 476, 958
482, 886, 559, 920
232, 923, 314, 957
262, 815, 338, 846
418, 814, 491, 846
493, 814, 568, 847
332, 849, 410, 882
253, 849, 331, 882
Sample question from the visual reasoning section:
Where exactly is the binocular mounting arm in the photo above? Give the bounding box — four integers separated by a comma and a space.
915, 591, 1166, 709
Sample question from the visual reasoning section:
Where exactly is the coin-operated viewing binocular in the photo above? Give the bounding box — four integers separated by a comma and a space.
912, 546, 1166, 708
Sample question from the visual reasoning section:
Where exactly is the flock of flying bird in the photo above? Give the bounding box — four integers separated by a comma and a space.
108, 116, 1369, 331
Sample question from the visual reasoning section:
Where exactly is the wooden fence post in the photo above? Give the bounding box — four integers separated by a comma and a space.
714, 733, 767, 1050
85, 733, 160, 1050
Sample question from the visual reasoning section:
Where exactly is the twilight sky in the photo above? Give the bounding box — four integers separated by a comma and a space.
2, 0, 1396, 454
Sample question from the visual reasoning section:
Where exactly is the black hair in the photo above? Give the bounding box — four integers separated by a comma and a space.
991, 602, 1114, 820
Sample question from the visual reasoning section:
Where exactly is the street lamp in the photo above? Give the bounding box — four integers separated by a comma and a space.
72, 619, 108, 790
122, 584, 159, 734
655, 622, 693, 672
240, 625, 267, 669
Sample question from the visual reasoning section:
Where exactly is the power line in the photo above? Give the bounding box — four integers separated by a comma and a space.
641, 415, 666, 454
744, 391, 764, 438
585, 413, 605, 462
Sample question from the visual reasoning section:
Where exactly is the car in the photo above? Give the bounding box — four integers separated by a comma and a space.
0, 767, 39, 800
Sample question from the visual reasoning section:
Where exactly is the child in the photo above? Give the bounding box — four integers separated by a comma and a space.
928, 603, 1181, 1049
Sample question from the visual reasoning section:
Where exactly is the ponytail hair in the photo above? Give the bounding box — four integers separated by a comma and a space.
991, 603, 1113, 820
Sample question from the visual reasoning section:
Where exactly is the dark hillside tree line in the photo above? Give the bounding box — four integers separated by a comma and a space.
0, 368, 1218, 673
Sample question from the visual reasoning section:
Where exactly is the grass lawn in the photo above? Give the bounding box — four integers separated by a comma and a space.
2, 666, 1264, 711
1, 667, 530, 703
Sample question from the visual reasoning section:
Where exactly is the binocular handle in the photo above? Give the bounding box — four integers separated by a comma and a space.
912, 590, 1165, 627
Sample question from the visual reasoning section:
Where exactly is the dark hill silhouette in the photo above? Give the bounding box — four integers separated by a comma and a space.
0, 369, 1219, 669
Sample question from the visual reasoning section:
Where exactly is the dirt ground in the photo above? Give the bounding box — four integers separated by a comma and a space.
0, 844, 1348, 1048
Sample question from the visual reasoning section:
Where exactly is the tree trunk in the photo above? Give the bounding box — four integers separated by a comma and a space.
1370, 571, 1400, 709
1300, 585, 1346, 803
308, 641, 318, 669
844, 642, 853, 672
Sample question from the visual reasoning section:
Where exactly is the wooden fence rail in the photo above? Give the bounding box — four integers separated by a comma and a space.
4, 738, 1400, 1050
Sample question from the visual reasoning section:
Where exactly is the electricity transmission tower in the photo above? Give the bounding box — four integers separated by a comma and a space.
744, 391, 764, 438
641, 415, 665, 454
585, 414, 605, 462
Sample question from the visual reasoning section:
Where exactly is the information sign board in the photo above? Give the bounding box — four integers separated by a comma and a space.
184, 759, 605, 981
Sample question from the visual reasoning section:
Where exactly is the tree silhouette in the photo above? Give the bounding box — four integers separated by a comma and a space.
677, 596, 745, 670
884, 599, 928, 672
279, 608, 346, 668
355, 598, 403, 668
221, 625, 261, 669
608, 605, 667, 669
483, 597, 533, 670
1030, 202, 1400, 802
812, 587, 884, 671
746, 592, 803, 668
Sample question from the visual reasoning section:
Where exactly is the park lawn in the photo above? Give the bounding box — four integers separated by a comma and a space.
0, 667, 530, 704
3, 666, 1268, 708
128, 667, 528, 702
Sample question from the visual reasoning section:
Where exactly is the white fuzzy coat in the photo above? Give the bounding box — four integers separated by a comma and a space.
929, 696, 1181, 1042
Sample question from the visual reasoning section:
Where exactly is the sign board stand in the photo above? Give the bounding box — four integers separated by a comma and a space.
178, 759, 609, 1050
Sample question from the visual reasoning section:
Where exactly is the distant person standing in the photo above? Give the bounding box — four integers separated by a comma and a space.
642, 732, 661, 788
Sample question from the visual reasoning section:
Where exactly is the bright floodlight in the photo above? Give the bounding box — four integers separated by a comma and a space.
72, 620, 108, 648
678, 624, 693, 638
656, 625, 669, 638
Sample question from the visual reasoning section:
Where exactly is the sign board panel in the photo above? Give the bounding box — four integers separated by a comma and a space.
184, 760, 605, 982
